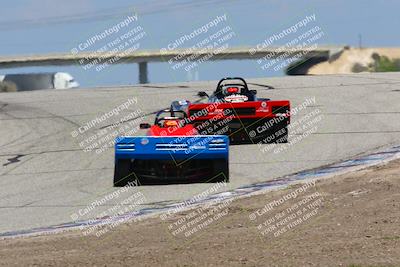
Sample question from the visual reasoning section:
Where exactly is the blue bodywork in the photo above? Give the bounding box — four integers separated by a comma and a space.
115, 135, 229, 161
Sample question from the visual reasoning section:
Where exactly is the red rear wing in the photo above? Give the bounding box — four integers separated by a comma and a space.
188, 100, 290, 121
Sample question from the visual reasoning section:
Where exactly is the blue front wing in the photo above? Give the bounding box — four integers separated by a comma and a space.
115, 135, 229, 162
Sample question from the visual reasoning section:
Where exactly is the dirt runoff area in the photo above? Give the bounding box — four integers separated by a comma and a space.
1, 159, 400, 267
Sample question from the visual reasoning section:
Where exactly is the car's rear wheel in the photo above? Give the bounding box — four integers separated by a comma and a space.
274, 126, 288, 143
114, 159, 137, 187
212, 159, 229, 183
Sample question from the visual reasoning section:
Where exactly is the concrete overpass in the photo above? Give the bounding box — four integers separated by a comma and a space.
0, 46, 343, 83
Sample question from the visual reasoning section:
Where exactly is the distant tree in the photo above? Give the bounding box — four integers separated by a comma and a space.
352, 63, 369, 73
372, 54, 400, 72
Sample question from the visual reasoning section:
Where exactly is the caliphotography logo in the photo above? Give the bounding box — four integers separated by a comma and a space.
1, 1, 400, 267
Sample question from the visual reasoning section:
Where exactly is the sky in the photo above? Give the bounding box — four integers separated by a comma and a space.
0, 0, 399, 87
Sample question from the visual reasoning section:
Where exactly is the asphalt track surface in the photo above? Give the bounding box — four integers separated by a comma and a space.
1, 72, 400, 234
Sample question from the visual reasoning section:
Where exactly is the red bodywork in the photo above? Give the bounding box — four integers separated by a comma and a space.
187, 99, 290, 144
148, 121, 198, 137
188, 100, 290, 122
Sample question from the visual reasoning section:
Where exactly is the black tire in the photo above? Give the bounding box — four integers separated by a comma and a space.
113, 159, 136, 187
274, 126, 288, 143
212, 159, 229, 183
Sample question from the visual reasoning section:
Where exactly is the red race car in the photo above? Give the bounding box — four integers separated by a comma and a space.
172, 77, 290, 145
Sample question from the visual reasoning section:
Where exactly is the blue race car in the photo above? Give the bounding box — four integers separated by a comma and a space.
114, 110, 229, 186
